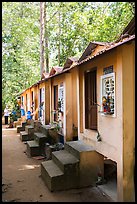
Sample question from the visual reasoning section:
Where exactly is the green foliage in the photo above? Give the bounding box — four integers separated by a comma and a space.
2, 2, 134, 111
46, 2, 134, 66
2, 2, 40, 111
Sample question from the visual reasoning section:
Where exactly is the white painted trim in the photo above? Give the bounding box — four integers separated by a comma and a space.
28, 98, 30, 112
58, 82, 65, 136
39, 87, 45, 124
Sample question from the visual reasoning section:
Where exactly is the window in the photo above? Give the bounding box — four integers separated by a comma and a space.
101, 72, 115, 116
58, 83, 64, 113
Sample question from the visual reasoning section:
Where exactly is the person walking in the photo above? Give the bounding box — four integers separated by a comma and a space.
4, 106, 10, 125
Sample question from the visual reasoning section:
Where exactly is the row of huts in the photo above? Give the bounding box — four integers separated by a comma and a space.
18, 17, 135, 202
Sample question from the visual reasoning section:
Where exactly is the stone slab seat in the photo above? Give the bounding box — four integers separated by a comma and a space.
17, 125, 25, 133
25, 125, 35, 138
64, 140, 96, 159
34, 132, 48, 146
65, 140, 104, 187
52, 150, 79, 173
20, 131, 33, 142
25, 125, 34, 130
41, 160, 65, 191
21, 121, 27, 128
39, 124, 51, 136
26, 140, 40, 157
41, 140, 104, 192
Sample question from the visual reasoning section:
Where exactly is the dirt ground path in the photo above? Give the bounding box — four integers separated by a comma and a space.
2, 124, 113, 202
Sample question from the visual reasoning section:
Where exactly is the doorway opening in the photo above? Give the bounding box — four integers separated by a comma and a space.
53, 85, 58, 122
98, 158, 117, 201
104, 158, 117, 183
31, 91, 34, 114
39, 88, 42, 118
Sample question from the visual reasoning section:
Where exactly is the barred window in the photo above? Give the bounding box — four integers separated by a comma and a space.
101, 72, 115, 116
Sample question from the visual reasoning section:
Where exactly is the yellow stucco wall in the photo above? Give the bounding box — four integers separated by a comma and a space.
65, 72, 73, 140
50, 70, 78, 141
21, 88, 31, 113
19, 39, 134, 202
78, 48, 123, 160
51, 74, 71, 140
51, 74, 65, 122
121, 41, 135, 202
78, 40, 135, 202
71, 68, 78, 129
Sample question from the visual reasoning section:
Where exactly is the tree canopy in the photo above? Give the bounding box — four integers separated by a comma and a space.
2, 2, 134, 111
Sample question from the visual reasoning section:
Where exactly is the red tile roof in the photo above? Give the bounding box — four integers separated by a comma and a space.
73, 35, 135, 67
63, 56, 78, 69
19, 34, 135, 95
78, 41, 108, 62
49, 66, 63, 76
42, 72, 49, 79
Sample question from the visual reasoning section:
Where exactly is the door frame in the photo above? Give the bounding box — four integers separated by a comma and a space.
84, 67, 97, 130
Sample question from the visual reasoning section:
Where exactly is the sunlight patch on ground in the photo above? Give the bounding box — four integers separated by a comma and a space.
18, 164, 40, 170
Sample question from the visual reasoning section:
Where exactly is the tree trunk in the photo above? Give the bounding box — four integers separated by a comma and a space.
58, 9, 61, 66
20, 2, 24, 18
40, 2, 45, 78
45, 2, 49, 73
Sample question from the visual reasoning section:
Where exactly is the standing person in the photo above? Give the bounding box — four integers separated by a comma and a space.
4, 105, 9, 125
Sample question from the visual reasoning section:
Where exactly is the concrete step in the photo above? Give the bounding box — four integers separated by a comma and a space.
41, 158, 80, 191
21, 121, 27, 128
64, 140, 95, 159
41, 160, 64, 191
32, 120, 42, 132
64, 140, 104, 187
39, 124, 51, 136
25, 125, 34, 135
41, 124, 62, 144
17, 125, 25, 133
20, 131, 33, 142
34, 132, 48, 146
52, 150, 79, 174
26, 140, 40, 157
41, 140, 104, 191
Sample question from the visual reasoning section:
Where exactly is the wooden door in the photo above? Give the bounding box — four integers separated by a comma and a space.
26, 94, 28, 112
39, 88, 42, 117
31, 91, 34, 113
85, 70, 97, 130
54, 85, 58, 121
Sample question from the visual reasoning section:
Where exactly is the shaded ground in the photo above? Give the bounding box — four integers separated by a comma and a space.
2, 124, 114, 202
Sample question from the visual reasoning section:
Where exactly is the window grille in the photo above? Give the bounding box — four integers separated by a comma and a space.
58, 83, 64, 113
101, 72, 115, 116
